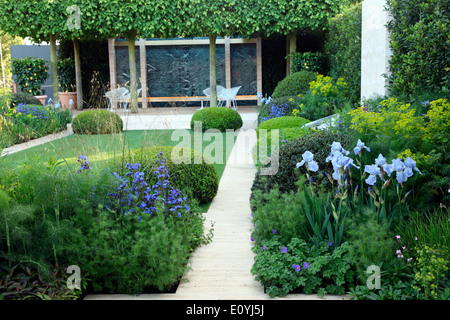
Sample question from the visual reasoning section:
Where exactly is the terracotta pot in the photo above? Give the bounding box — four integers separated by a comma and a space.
59, 92, 77, 109
35, 95, 48, 106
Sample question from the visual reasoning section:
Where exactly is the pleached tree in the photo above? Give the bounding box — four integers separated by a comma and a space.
246, 0, 341, 75
94, 0, 180, 113
0, 0, 68, 102
183, 0, 244, 108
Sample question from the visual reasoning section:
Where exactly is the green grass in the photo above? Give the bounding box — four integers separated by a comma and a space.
2, 129, 237, 212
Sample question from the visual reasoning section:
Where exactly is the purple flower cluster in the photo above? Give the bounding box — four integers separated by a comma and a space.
261, 103, 288, 123
292, 262, 309, 272
77, 155, 92, 174
15, 103, 48, 120
108, 151, 190, 218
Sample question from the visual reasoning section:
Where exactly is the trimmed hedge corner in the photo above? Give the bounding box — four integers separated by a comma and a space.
72, 109, 123, 135
190, 107, 243, 132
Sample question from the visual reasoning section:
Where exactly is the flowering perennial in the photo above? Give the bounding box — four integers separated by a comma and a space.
108, 151, 190, 218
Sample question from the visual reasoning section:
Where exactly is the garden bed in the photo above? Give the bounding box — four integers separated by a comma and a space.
251, 75, 449, 300
0, 126, 236, 299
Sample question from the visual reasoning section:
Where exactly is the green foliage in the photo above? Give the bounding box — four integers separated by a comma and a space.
65, 211, 195, 294
57, 58, 75, 92
251, 130, 352, 196
386, 0, 449, 96
0, 253, 85, 300
257, 116, 310, 133
0, 34, 24, 89
289, 51, 326, 74
346, 207, 396, 282
397, 207, 450, 251
190, 107, 243, 132
251, 237, 355, 297
279, 127, 314, 143
8, 92, 43, 108
246, 0, 341, 37
324, 2, 362, 103
72, 109, 123, 135
251, 187, 307, 245
111, 145, 219, 204
61, 162, 211, 294
413, 244, 449, 300
11, 57, 49, 96
293, 74, 351, 121
272, 71, 317, 99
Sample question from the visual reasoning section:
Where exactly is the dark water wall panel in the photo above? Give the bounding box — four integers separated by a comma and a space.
146, 45, 226, 97
230, 44, 257, 95
115, 46, 141, 87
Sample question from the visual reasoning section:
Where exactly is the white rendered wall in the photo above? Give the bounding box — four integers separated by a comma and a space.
361, 0, 392, 102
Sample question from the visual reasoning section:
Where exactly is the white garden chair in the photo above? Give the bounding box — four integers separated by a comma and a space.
218, 86, 241, 110
105, 87, 129, 111
203, 85, 226, 107
122, 88, 142, 111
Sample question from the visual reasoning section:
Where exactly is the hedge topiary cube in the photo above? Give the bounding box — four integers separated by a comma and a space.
190, 107, 243, 132
72, 109, 123, 135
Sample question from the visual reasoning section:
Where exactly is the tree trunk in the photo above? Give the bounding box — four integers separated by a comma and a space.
286, 31, 297, 76
209, 34, 217, 108
128, 30, 138, 113
73, 38, 83, 110
49, 34, 59, 102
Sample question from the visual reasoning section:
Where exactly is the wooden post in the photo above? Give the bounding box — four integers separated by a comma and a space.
139, 38, 147, 108
256, 37, 262, 106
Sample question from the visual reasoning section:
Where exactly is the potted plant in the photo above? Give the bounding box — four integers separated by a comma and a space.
58, 58, 77, 109
11, 57, 49, 105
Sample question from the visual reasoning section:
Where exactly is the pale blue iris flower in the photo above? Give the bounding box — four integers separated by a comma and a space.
391, 158, 421, 184
404, 157, 422, 175
375, 154, 386, 166
296, 151, 319, 172
354, 139, 371, 155
364, 164, 381, 185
